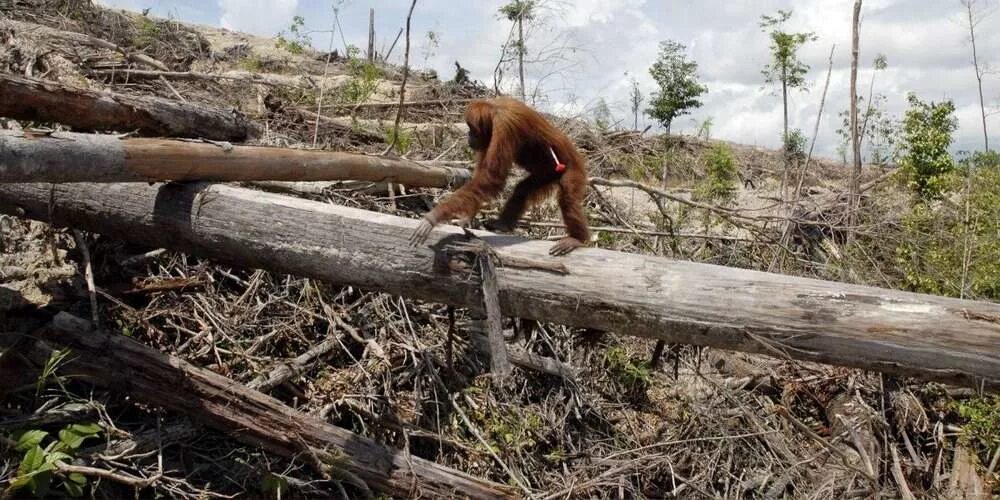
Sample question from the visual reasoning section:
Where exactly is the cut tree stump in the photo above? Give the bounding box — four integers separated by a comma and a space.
0, 130, 471, 187
1, 182, 999, 391
0, 74, 258, 141
13, 313, 517, 499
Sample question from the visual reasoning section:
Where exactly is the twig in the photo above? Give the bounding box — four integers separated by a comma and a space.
72, 230, 99, 328
449, 393, 533, 497
312, 16, 338, 148
890, 445, 917, 500
775, 406, 876, 482
158, 76, 185, 102
54, 461, 161, 489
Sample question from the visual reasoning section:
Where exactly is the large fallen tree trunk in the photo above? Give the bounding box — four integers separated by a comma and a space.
0, 74, 258, 141
0, 131, 470, 187
13, 313, 515, 499
0, 182, 998, 391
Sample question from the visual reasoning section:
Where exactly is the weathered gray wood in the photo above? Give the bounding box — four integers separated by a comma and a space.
0, 130, 471, 187
29, 313, 515, 499
0, 182, 998, 391
0, 74, 258, 141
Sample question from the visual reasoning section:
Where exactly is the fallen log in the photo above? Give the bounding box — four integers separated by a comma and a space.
86, 69, 333, 88
0, 74, 258, 141
12, 313, 515, 499
0, 182, 998, 391
1, 19, 169, 71
0, 130, 470, 187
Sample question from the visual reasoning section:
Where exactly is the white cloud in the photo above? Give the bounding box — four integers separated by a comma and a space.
217, 0, 298, 36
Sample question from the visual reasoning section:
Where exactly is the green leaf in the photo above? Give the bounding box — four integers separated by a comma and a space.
18, 446, 48, 475
63, 473, 87, 497
58, 423, 101, 450
46, 451, 72, 465
14, 430, 48, 452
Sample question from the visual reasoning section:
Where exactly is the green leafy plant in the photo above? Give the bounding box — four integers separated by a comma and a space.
783, 128, 807, 161
898, 93, 958, 199
895, 151, 1000, 299
384, 127, 413, 155
132, 16, 161, 49
593, 98, 613, 132
339, 49, 383, 103
604, 347, 651, 394
694, 143, 739, 204
36, 348, 72, 397
646, 40, 707, 134
275, 15, 311, 55
956, 395, 1000, 456
6, 423, 102, 497
759, 10, 817, 150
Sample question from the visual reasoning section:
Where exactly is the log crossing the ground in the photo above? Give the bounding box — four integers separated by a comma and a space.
0, 182, 998, 391
15, 313, 516, 499
0, 130, 471, 187
0, 74, 258, 141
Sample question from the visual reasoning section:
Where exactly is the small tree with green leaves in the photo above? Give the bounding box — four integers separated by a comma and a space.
421, 30, 441, 67
898, 93, 958, 199
275, 15, 311, 55
694, 143, 739, 204
759, 10, 817, 149
498, 0, 537, 101
593, 98, 613, 132
646, 40, 707, 134
628, 76, 643, 129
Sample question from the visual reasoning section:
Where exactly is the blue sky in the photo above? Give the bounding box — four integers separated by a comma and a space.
95, 0, 999, 159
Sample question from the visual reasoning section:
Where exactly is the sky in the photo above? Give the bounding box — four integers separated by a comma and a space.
94, 0, 1000, 160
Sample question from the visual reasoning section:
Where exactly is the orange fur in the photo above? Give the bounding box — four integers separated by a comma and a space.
426, 98, 591, 246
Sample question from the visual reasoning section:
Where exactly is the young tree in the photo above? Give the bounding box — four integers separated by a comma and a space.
499, 0, 537, 102
645, 40, 707, 134
759, 9, 818, 149
593, 98, 613, 132
628, 76, 644, 130
960, 0, 995, 151
899, 93, 958, 199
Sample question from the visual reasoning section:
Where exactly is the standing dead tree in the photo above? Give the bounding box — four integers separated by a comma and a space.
961, 0, 995, 151
847, 0, 863, 247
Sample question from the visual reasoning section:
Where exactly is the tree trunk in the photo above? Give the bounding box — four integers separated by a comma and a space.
0, 74, 257, 141
781, 65, 789, 146
847, 0, 863, 246
1, 182, 999, 391
0, 130, 470, 187
965, 0, 990, 151
518, 17, 526, 102
367, 8, 376, 63
17, 313, 516, 499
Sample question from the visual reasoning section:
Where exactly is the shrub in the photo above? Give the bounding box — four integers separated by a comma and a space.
895, 151, 1000, 300
898, 93, 958, 199
693, 143, 738, 204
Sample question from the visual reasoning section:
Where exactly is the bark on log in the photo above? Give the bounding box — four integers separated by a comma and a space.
0, 74, 258, 141
0, 131, 471, 187
1, 182, 999, 391
22, 313, 516, 499
86, 69, 342, 88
